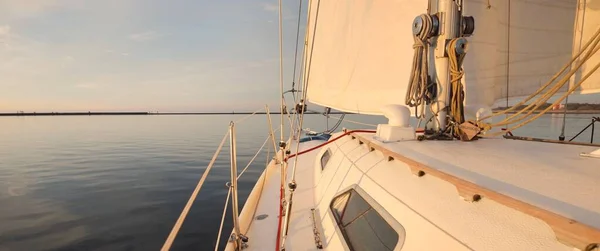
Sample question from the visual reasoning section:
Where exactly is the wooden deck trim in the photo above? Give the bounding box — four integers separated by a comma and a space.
350, 132, 600, 250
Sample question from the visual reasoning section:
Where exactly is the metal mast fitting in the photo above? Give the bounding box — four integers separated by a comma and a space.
408, 0, 474, 133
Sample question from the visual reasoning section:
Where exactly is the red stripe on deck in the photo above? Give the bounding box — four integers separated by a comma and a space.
284, 130, 377, 162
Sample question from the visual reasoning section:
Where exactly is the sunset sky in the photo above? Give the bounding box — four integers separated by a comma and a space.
0, 0, 306, 112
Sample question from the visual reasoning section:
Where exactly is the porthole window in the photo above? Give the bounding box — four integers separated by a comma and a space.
320, 149, 331, 170
330, 189, 403, 251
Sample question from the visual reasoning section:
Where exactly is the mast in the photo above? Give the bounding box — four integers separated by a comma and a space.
408, 0, 472, 134
434, 0, 461, 131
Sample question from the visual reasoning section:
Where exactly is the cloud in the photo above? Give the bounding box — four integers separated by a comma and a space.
262, 3, 278, 12
0, 0, 81, 18
74, 82, 98, 89
128, 30, 162, 42
0, 25, 10, 37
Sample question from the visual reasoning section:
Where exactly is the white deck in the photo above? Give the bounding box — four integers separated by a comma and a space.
231, 133, 600, 251
354, 133, 600, 230
231, 140, 323, 251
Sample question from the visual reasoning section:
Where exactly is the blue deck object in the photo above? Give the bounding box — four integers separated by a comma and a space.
299, 133, 332, 143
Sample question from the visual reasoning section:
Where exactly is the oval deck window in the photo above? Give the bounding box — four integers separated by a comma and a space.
330, 189, 404, 251
320, 149, 331, 170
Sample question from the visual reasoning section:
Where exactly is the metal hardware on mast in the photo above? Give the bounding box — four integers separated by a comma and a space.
434, 0, 461, 131
229, 122, 242, 250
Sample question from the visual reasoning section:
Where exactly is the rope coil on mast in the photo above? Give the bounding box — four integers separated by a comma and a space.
448, 37, 468, 137
406, 14, 437, 118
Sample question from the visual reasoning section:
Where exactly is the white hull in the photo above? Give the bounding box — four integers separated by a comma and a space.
227, 132, 600, 251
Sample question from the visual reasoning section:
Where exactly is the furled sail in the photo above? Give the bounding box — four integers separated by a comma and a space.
303, 0, 428, 115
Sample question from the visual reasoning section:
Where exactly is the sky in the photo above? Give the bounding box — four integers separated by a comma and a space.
0, 0, 307, 112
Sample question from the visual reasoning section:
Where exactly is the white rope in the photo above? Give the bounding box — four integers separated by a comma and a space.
214, 132, 275, 251
237, 133, 274, 179
280, 1, 322, 246
327, 115, 377, 128
161, 129, 230, 251
234, 107, 264, 124
214, 188, 231, 251
278, 0, 285, 144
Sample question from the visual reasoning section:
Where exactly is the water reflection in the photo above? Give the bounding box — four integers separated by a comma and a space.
0, 114, 597, 250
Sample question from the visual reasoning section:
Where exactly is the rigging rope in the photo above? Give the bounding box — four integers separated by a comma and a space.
214, 188, 231, 251
278, 0, 285, 147
326, 113, 345, 133
328, 114, 377, 128
290, 0, 304, 94
279, 1, 322, 249
237, 134, 273, 178
234, 107, 264, 124
214, 132, 275, 251
448, 38, 467, 137
406, 14, 434, 118
480, 26, 600, 122
475, 26, 600, 136
161, 129, 229, 251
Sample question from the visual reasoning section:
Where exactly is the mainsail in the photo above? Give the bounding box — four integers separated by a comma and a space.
458, 0, 578, 108
304, 0, 594, 115
571, 0, 600, 95
303, 0, 427, 115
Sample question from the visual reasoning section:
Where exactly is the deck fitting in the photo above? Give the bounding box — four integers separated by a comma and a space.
409, 166, 425, 177
584, 243, 598, 251
255, 214, 269, 220
458, 188, 482, 202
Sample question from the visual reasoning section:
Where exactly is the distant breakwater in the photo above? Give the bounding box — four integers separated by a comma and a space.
0, 111, 344, 116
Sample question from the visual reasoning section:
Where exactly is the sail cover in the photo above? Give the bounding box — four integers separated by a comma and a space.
303, 0, 427, 115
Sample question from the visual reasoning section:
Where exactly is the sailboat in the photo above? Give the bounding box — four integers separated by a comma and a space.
161, 0, 600, 250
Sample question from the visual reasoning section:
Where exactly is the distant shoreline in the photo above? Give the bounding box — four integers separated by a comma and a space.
494, 110, 600, 115
0, 111, 344, 116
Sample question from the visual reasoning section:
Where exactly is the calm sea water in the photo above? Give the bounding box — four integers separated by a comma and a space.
0, 113, 598, 251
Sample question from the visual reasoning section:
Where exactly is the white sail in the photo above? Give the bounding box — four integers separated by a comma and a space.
461, 0, 501, 108
304, 0, 427, 115
464, 0, 577, 107
571, 0, 600, 95
303, 0, 591, 113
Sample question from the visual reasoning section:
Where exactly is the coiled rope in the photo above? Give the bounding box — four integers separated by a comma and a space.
406, 14, 434, 118
448, 38, 467, 136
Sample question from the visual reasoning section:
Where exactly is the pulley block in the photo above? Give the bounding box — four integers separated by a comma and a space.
412, 14, 439, 38
462, 16, 475, 36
